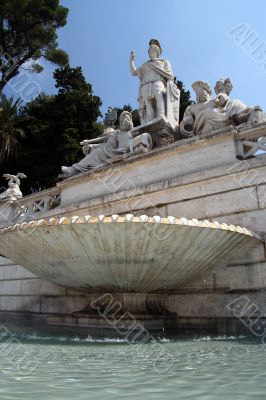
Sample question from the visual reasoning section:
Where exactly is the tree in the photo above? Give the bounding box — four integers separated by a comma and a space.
14, 93, 57, 190
14, 66, 103, 192
0, 94, 23, 168
54, 65, 90, 94
175, 80, 193, 122
53, 66, 102, 141
0, 0, 69, 91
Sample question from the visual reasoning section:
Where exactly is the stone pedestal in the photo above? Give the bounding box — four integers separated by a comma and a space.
69, 293, 177, 339
131, 116, 180, 148
0, 202, 17, 228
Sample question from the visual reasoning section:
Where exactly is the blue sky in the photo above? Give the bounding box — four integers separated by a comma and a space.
6, 0, 266, 118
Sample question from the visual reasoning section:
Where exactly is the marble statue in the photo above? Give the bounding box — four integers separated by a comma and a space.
60, 111, 152, 178
103, 107, 117, 130
127, 132, 152, 153
213, 78, 266, 127
130, 39, 180, 129
0, 173, 26, 203
180, 80, 215, 137
180, 78, 266, 137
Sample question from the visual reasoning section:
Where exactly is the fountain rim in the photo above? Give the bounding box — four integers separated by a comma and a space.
0, 214, 260, 240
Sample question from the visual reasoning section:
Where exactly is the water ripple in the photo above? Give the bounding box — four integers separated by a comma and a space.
0, 337, 265, 399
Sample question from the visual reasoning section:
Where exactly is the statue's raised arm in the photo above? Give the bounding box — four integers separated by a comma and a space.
129, 50, 137, 76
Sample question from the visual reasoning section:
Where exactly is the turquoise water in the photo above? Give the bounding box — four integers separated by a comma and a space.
0, 336, 266, 399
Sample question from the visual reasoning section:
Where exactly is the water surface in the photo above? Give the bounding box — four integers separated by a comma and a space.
0, 336, 265, 399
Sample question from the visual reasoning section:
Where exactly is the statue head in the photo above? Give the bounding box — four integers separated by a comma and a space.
148, 39, 162, 59
192, 80, 212, 103
214, 78, 233, 95
119, 111, 133, 131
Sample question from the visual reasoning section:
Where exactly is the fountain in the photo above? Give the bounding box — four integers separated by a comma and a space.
0, 39, 266, 336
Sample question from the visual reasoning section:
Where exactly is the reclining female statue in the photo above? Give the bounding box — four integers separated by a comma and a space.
180, 78, 266, 137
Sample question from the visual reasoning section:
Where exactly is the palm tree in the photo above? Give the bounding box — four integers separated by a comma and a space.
0, 94, 24, 167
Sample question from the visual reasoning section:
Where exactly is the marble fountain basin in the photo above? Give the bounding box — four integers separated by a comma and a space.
0, 214, 260, 293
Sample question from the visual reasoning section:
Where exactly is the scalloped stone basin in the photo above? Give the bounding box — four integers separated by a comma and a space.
0, 215, 261, 293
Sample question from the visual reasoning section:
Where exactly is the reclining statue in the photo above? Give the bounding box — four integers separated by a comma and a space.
60, 111, 152, 178
180, 78, 266, 137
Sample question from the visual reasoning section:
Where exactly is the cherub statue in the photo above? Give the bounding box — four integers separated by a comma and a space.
0, 173, 27, 203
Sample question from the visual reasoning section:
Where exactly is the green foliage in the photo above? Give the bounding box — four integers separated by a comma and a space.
0, 0, 69, 91
175, 80, 193, 122
0, 94, 24, 168
54, 65, 91, 94
11, 66, 103, 192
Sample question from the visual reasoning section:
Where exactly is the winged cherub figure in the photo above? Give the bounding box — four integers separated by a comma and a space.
0, 173, 27, 203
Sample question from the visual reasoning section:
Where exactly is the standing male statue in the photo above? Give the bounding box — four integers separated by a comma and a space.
130, 39, 180, 129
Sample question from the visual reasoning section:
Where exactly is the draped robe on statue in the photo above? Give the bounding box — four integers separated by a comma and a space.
136, 58, 180, 127
194, 98, 253, 136
183, 94, 265, 137
66, 130, 132, 175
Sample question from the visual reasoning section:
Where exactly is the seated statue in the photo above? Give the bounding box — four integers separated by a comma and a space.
60, 111, 152, 178
180, 80, 216, 137
180, 78, 266, 137
0, 173, 26, 203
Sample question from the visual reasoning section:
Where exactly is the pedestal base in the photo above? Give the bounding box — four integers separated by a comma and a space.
131, 116, 179, 148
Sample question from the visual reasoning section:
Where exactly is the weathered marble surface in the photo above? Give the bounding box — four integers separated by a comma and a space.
58, 127, 239, 206
0, 214, 259, 293
2, 124, 266, 229
131, 116, 178, 147
0, 127, 266, 334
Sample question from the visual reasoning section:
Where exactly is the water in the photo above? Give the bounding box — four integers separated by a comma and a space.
0, 335, 266, 399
